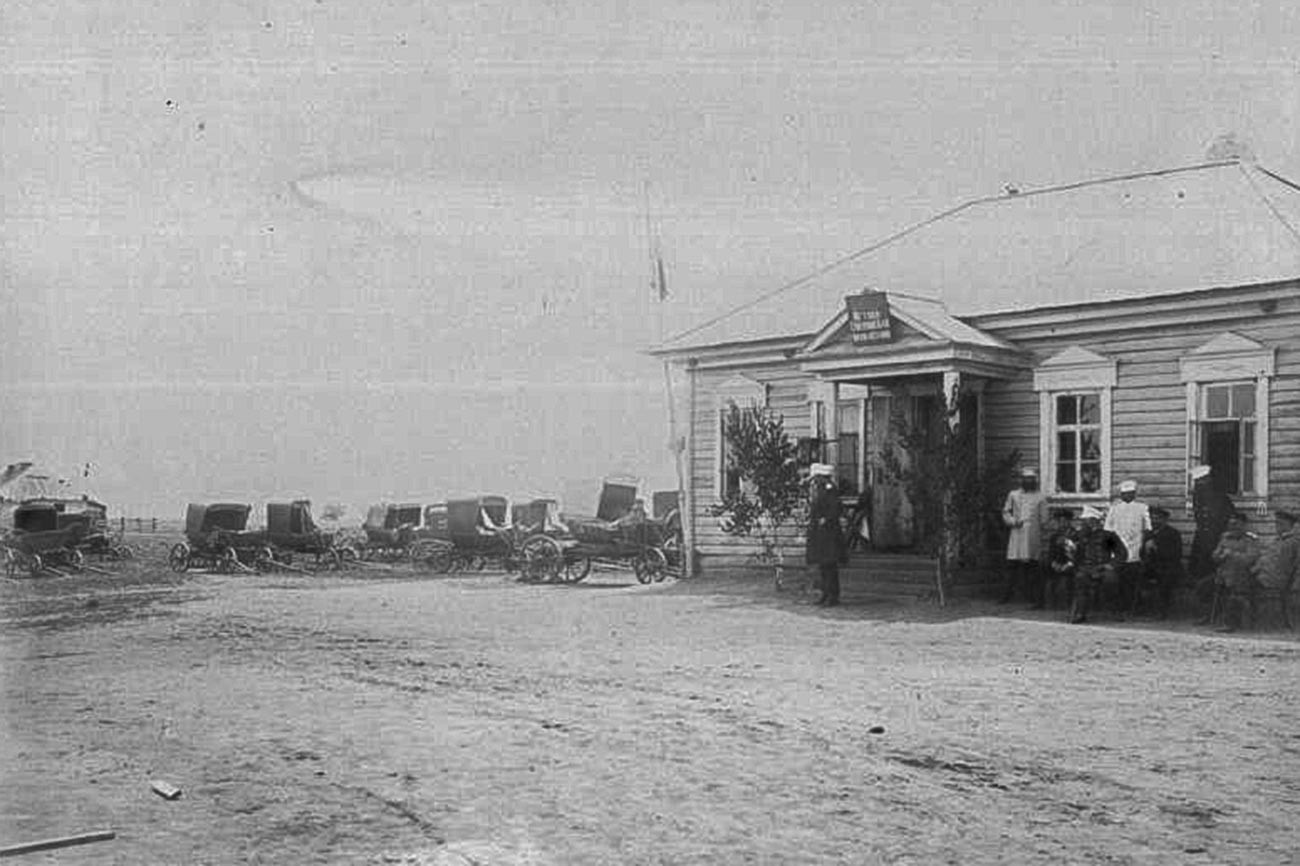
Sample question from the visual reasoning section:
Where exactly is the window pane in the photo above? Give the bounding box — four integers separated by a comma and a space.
1057, 431, 1077, 460
1080, 462, 1102, 493
1079, 394, 1100, 425
1056, 462, 1076, 493
1233, 384, 1255, 418
1243, 422, 1256, 456
1242, 457, 1255, 493
1205, 385, 1230, 418
1080, 429, 1102, 460
1056, 395, 1077, 426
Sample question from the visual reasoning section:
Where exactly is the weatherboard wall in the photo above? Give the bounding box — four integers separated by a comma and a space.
977, 281, 1300, 543
689, 363, 816, 564
682, 281, 1300, 572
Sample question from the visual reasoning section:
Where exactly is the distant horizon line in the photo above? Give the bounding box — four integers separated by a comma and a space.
0, 378, 668, 393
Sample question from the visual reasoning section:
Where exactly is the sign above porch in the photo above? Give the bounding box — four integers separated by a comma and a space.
845, 291, 893, 345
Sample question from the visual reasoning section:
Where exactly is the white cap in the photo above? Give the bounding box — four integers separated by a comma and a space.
1081, 505, 1104, 521
1118, 480, 1137, 493
809, 463, 834, 477
1020, 467, 1039, 478
1190, 465, 1211, 480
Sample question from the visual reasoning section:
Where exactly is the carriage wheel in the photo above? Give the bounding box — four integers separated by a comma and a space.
28, 552, 44, 578
336, 544, 358, 566
563, 557, 592, 584
408, 540, 435, 566
168, 543, 191, 573
521, 536, 563, 583
66, 548, 86, 572
4, 548, 18, 579
418, 545, 452, 574
218, 546, 239, 574
109, 543, 135, 561
253, 546, 275, 573
633, 548, 668, 585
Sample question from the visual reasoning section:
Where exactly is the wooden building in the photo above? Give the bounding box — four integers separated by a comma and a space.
652, 160, 1300, 574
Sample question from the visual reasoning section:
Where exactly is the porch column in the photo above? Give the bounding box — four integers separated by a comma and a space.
827, 382, 840, 466
942, 370, 961, 429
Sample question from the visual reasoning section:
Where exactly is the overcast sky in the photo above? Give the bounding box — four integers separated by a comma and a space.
3, 0, 1299, 514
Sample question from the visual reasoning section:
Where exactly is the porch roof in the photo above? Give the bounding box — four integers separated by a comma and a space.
794, 292, 1030, 381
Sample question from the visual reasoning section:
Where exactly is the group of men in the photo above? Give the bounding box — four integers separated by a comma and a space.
1001, 465, 1300, 629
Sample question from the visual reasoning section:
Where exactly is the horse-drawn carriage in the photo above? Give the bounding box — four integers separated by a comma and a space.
264, 500, 354, 570
3, 500, 90, 577
352, 502, 447, 564
62, 498, 135, 562
413, 496, 558, 577
514, 479, 680, 584
168, 503, 273, 573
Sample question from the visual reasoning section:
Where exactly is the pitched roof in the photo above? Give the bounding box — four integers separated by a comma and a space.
661, 160, 1300, 352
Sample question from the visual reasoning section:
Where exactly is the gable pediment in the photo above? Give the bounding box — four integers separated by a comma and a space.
715, 374, 768, 407
1033, 346, 1117, 391
1180, 332, 1275, 381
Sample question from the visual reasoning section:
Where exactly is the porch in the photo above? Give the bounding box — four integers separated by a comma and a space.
790, 549, 1002, 602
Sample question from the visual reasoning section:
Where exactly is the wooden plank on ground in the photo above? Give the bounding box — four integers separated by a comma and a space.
0, 830, 116, 858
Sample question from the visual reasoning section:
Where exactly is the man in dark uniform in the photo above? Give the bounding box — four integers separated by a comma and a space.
1139, 505, 1184, 619
1188, 465, 1234, 588
1044, 507, 1078, 613
805, 463, 843, 606
1069, 506, 1127, 624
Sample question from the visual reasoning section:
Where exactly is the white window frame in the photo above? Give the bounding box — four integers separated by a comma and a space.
716, 375, 769, 498
1179, 333, 1274, 503
1033, 347, 1117, 499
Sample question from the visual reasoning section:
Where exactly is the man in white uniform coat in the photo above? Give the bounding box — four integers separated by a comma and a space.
1001, 467, 1048, 606
1104, 479, 1151, 615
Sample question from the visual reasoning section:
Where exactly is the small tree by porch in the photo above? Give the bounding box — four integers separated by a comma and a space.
882, 380, 1018, 605
708, 403, 807, 585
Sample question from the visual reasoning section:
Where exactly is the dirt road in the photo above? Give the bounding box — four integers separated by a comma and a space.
2, 560, 1298, 864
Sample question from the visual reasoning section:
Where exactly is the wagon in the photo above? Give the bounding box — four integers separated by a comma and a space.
354, 502, 446, 564
3, 500, 90, 577
417, 496, 552, 576
264, 500, 354, 570
518, 479, 677, 584
60, 498, 135, 561
168, 503, 273, 573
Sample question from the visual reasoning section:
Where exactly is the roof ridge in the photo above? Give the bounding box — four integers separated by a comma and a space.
1236, 163, 1300, 251
1001, 159, 1242, 201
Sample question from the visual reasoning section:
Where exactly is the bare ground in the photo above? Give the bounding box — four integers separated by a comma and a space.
2, 547, 1298, 865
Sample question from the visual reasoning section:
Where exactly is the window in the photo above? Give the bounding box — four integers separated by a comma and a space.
1195, 383, 1256, 495
1180, 333, 1274, 501
1033, 347, 1116, 497
1053, 393, 1104, 494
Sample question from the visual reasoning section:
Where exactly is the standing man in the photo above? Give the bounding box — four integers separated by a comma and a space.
1105, 479, 1151, 616
1253, 509, 1300, 628
1188, 465, 1234, 586
1001, 467, 1048, 606
805, 463, 843, 607
1140, 506, 1184, 619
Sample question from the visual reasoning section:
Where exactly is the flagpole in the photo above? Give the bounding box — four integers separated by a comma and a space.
644, 179, 690, 577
